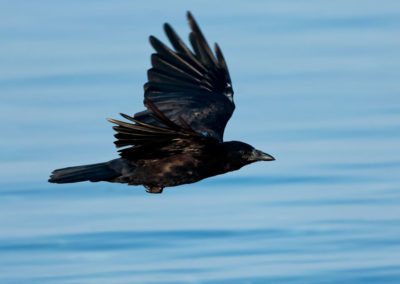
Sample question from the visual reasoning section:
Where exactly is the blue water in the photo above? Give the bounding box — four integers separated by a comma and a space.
1, 0, 400, 283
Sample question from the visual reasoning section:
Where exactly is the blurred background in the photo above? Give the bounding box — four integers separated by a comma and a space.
1, 0, 399, 283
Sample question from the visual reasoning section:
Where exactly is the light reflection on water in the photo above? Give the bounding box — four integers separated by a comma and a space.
1, 0, 400, 283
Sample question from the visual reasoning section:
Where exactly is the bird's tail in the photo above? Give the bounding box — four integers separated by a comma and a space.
49, 162, 119, 184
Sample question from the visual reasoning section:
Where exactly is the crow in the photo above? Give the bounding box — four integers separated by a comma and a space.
49, 12, 275, 194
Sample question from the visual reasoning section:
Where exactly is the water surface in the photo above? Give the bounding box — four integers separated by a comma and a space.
1, 0, 400, 283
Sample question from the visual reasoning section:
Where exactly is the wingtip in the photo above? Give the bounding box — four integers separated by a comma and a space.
187, 11, 196, 28
149, 35, 157, 45
163, 22, 175, 38
119, 112, 137, 123
163, 22, 169, 31
107, 117, 117, 124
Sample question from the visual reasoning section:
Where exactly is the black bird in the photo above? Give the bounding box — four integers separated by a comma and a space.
49, 12, 275, 193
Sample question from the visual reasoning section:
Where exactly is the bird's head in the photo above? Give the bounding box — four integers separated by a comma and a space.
223, 141, 275, 169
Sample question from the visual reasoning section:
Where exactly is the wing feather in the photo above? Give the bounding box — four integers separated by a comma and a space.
163, 23, 207, 73
149, 36, 206, 76
110, 12, 236, 159
135, 12, 235, 142
150, 54, 202, 84
109, 99, 217, 159
187, 11, 219, 67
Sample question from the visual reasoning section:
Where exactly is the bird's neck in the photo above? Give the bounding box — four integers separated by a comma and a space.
212, 144, 246, 173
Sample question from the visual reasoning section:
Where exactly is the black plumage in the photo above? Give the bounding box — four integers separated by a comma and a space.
49, 12, 275, 194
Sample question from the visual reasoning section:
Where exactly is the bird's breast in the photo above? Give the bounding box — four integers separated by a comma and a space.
133, 154, 208, 187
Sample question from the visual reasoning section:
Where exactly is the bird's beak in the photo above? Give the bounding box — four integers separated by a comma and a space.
251, 149, 275, 162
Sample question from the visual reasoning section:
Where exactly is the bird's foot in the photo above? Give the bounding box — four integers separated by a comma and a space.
144, 185, 163, 194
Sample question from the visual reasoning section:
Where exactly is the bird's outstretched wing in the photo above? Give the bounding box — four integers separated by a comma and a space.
108, 99, 218, 160
134, 11, 235, 142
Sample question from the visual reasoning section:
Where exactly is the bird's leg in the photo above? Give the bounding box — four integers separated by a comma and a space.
144, 185, 163, 194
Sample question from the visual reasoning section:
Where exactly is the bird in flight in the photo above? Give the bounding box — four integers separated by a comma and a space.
49, 12, 275, 193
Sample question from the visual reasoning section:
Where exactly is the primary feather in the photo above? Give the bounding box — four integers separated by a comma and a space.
134, 11, 235, 143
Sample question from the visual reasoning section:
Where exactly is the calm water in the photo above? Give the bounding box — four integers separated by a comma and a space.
1, 0, 400, 283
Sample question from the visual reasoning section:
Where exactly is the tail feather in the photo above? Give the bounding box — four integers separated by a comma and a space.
49, 162, 119, 184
